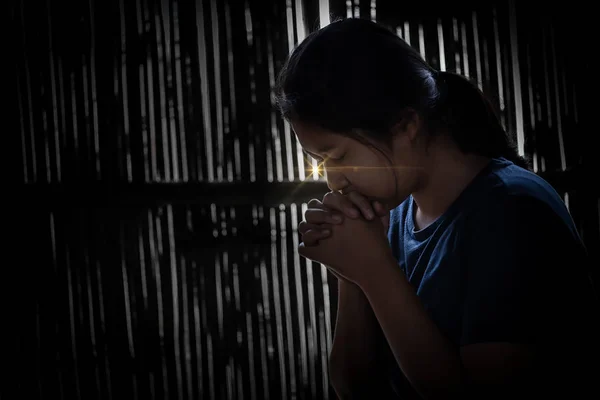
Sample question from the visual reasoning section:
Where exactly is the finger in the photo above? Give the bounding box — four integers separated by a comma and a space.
307, 198, 325, 209
305, 208, 344, 224
298, 241, 318, 261
323, 191, 360, 218
372, 200, 389, 217
347, 191, 375, 220
298, 242, 309, 258
301, 227, 332, 247
298, 221, 333, 236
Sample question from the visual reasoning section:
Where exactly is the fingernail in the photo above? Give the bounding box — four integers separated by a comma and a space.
348, 209, 359, 217
366, 210, 374, 220
332, 214, 342, 223
322, 229, 331, 235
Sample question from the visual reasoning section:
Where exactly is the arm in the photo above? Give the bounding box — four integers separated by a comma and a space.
360, 255, 465, 399
358, 195, 585, 399
360, 255, 539, 399
329, 278, 397, 398
297, 192, 397, 397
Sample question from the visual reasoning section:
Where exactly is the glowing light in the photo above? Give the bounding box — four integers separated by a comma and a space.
308, 162, 324, 179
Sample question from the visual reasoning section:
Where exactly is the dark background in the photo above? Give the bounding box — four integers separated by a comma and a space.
12, 0, 599, 399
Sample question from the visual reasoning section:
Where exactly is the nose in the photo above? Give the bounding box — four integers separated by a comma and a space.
324, 161, 349, 192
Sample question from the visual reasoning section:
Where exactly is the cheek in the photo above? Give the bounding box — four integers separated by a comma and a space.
348, 154, 397, 198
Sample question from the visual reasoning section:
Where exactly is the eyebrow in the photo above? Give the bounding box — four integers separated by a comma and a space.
304, 145, 334, 158
304, 150, 329, 162
317, 144, 334, 153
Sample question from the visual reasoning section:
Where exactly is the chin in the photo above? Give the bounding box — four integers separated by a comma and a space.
387, 194, 411, 210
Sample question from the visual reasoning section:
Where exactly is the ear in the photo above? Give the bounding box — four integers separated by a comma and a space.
390, 108, 422, 143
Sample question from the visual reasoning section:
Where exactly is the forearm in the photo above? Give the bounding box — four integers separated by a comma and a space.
329, 278, 390, 395
330, 279, 378, 375
360, 256, 465, 399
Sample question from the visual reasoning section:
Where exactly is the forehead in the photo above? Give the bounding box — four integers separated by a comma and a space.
290, 120, 345, 154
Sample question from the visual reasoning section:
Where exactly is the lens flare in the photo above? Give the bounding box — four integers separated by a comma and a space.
308, 162, 324, 178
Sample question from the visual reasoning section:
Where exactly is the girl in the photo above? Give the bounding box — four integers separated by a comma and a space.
274, 18, 599, 399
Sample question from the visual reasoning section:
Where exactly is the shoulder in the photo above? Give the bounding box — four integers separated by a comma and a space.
387, 196, 411, 258
477, 158, 563, 206
467, 158, 579, 240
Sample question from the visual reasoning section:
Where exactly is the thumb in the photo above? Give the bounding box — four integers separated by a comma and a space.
298, 242, 317, 261
373, 200, 390, 217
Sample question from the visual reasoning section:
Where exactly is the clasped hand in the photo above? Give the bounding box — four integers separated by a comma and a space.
298, 191, 392, 287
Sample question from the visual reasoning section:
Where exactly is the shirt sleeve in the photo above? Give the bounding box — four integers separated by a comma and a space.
459, 194, 578, 346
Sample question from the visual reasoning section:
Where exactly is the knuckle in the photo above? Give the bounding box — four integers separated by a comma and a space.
305, 203, 325, 218
319, 224, 333, 236
350, 192, 370, 209
303, 232, 317, 245
324, 191, 348, 212
305, 213, 318, 223
348, 191, 365, 202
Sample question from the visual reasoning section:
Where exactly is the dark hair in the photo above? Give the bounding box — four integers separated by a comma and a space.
274, 18, 530, 169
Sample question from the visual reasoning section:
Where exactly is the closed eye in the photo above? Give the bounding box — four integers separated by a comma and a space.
304, 150, 323, 163
303, 150, 345, 163
330, 153, 345, 162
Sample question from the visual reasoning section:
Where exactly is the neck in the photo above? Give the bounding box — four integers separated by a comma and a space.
411, 138, 491, 227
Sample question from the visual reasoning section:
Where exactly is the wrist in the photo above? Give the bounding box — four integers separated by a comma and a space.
357, 251, 398, 294
338, 278, 368, 303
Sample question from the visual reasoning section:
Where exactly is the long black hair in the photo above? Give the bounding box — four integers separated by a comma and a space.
274, 18, 530, 169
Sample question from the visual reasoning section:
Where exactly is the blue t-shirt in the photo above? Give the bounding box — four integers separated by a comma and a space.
380, 157, 599, 397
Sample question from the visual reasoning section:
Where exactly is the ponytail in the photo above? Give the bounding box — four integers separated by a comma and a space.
433, 71, 531, 169
275, 18, 531, 170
